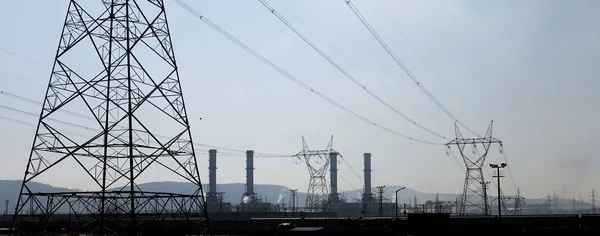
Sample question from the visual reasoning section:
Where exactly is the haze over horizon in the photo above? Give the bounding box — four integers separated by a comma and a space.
0, 0, 598, 200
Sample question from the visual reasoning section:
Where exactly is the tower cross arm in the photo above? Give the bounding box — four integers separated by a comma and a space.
294, 149, 338, 156
445, 137, 502, 146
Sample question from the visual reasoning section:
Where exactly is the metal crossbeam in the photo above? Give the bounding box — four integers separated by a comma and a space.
446, 121, 502, 215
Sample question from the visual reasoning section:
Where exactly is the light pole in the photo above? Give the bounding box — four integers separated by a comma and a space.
395, 187, 406, 219
490, 163, 506, 220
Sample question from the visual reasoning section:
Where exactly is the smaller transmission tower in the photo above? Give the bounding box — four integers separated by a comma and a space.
294, 136, 338, 211
446, 121, 502, 215
590, 190, 598, 214
546, 194, 553, 214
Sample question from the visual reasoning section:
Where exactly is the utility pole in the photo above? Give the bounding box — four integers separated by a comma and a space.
377, 185, 385, 216
217, 192, 225, 212
482, 181, 491, 215
490, 163, 506, 219
395, 187, 405, 219
290, 189, 298, 214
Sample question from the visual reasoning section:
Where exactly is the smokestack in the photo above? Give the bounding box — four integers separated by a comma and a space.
207, 149, 217, 204
329, 152, 339, 202
209, 149, 217, 194
363, 153, 372, 202
245, 150, 254, 197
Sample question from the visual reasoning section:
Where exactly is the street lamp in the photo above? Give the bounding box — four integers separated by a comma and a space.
489, 163, 507, 220
395, 187, 406, 219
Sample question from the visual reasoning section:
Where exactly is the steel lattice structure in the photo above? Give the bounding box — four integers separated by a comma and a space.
294, 136, 337, 211
493, 188, 525, 215
12, 0, 208, 234
446, 121, 502, 215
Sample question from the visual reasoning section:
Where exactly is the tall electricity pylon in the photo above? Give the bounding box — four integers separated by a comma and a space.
446, 121, 502, 215
295, 136, 337, 211
11, 1, 207, 234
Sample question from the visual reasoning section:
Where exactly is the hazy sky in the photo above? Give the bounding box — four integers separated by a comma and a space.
0, 0, 599, 199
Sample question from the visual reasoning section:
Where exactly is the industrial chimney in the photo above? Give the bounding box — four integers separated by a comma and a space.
329, 152, 339, 203
244, 150, 255, 201
362, 153, 372, 203
208, 149, 217, 203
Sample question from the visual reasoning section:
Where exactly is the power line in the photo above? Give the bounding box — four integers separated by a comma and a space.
340, 156, 363, 181
1, 45, 294, 156
0, 109, 293, 184
0, 89, 292, 157
173, 0, 443, 145
0, 47, 51, 69
500, 147, 519, 191
344, 0, 481, 137
372, 0, 480, 116
0, 72, 45, 87
448, 148, 465, 172
257, 0, 449, 140
339, 173, 361, 193
0, 104, 99, 132
274, 1, 434, 120
0, 114, 102, 140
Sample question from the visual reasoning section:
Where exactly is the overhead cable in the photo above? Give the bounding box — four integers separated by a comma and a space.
257, 0, 449, 140
344, 0, 481, 137
372, 0, 479, 115
340, 157, 363, 181
173, 0, 443, 145
0, 89, 291, 157
501, 147, 519, 190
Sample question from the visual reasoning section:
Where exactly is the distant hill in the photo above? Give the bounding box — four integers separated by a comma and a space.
0, 180, 585, 214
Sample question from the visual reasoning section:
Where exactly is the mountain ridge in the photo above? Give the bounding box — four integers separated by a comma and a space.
0, 180, 577, 213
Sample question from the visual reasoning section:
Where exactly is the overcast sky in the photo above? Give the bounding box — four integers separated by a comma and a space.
0, 0, 598, 199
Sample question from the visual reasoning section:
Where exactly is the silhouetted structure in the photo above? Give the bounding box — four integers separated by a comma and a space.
243, 150, 257, 202
294, 136, 338, 211
11, 0, 207, 234
490, 163, 506, 218
590, 190, 598, 214
208, 149, 218, 204
446, 121, 502, 215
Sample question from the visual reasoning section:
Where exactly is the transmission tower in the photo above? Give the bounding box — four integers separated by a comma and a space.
590, 190, 598, 214
446, 121, 502, 215
497, 187, 525, 215
294, 136, 337, 211
546, 194, 553, 213
12, 0, 207, 234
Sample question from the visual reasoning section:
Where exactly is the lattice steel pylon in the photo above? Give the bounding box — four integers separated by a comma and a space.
12, 0, 208, 235
446, 121, 502, 215
294, 136, 336, 211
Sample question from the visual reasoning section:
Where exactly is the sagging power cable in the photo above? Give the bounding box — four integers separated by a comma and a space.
173, 0, 443, 145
